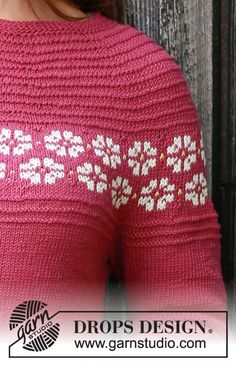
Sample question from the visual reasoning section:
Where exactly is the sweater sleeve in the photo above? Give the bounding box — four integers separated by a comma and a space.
112, 46, 227, 314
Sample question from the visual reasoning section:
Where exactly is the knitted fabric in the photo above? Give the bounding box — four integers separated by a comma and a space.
0, 10, 227, 329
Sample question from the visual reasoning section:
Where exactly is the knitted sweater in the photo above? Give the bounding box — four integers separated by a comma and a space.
0, 10, 227, 329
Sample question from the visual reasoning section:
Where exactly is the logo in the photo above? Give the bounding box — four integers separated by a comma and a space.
9, 300, 60, 352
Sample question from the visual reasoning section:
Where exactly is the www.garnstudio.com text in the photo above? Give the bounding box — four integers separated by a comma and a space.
73, 337, 206, 351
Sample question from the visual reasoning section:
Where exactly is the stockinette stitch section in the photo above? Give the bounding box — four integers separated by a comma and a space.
0, 10, 227, 330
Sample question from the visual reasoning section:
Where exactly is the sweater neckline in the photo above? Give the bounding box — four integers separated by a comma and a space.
0, 11, 112, 36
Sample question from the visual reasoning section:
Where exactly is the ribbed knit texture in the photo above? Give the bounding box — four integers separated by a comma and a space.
0, 10, 227, 330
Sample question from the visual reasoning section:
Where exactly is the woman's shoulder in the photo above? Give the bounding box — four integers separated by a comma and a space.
96, 13, 187, 106
100, 16, 196, 132
100, 15, 185, 90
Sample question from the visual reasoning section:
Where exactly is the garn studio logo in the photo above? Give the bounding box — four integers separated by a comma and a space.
9, 300, 60, 352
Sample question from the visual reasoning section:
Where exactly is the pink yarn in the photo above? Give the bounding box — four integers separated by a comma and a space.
0, 10, 227, 333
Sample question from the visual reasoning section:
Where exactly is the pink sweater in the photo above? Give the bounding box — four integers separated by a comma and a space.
0, 11, 227, 329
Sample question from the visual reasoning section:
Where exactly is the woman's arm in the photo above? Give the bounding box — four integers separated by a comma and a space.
111, 45, 227, 313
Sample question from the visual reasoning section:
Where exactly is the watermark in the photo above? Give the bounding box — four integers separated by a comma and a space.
9, 300, 60, 352
8, 300, 228, 358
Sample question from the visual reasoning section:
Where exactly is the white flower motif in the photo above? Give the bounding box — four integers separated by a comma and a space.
0, 128, 11, 155
127, 140, 157, 176
19, 158, 41, 184
0, 162, 6, 179
19, 157, 65, 185
92, 134, 121, 169
138, 178, 175, 211
44, 130, 85, 157
44, 157, 65, 184
138, 179, 157, 211
44, 130, 62, 154
63, 131, 85, 158
199, 131, 207, 167
111, 176, 132, 209
13, 130, 32, 156
185, 172, 208, 206
77, 162, 108, 193
0, 128, 32, 156
167, 135, 197, 173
